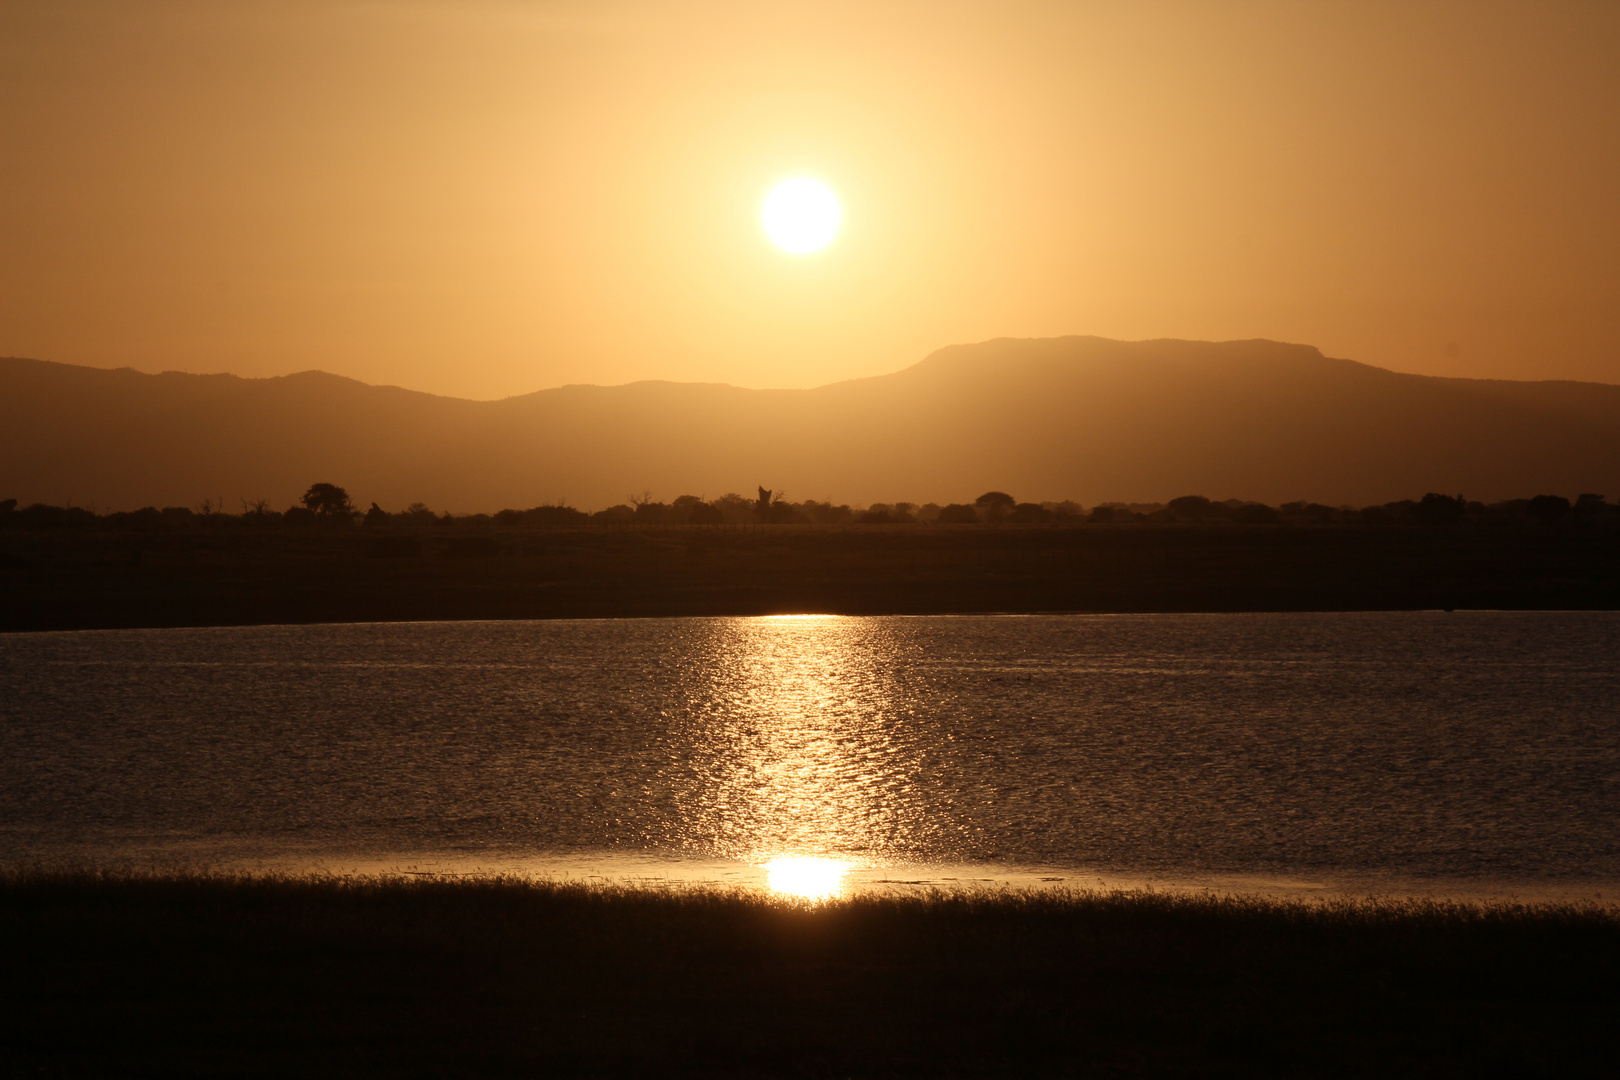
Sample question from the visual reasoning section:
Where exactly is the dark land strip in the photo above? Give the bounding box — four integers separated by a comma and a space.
3, 523, 1620, 631
1, 872, 1614, 1078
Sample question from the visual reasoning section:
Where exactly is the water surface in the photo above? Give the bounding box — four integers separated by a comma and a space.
3, 613, 1616, 898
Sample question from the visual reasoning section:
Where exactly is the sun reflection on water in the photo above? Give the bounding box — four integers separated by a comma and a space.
664, 615, 947, 871
762, 857, 851, 900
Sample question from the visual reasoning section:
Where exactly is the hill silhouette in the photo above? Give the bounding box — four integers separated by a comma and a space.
4, 337, 1619, 511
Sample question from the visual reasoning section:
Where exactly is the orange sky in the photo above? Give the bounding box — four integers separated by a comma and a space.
2, 0, 1617, 400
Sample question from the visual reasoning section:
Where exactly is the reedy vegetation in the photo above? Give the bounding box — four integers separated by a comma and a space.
3, 869, 1616, 1077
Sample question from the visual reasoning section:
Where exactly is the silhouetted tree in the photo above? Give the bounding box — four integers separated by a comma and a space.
1167, 495, 1218, 520
490, 504, 589, 529
1575, 493, 1608, 515
712, 493, 754, 523
0, 498, 16, 514
937, 503, 977, 524
632, 495, 670, 524
671, 495, 706, 523
629, 490, 672, 524
302, 483, 353, 518
749, 487, 804, 523
364, 502, 389, 527
798, 500, 852, 524
1087, 506, 1116, 524
15, 503, 95, 529
1412, 492, 1467, 525
975, 491, 1015, 523
240, 498, 276, 523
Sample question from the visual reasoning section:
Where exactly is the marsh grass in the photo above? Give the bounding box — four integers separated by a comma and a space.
2, 869, 1615, 1077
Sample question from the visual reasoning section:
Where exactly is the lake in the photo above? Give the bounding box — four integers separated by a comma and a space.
2, 612, 1616, 899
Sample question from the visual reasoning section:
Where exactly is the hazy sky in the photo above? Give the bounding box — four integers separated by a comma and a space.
3, 0, 1617, 399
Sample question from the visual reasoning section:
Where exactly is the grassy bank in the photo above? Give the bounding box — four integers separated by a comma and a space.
2, 872, 1615, 1077
4, 521, 1620, 630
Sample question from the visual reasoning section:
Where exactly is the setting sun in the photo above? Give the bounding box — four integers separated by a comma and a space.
761, 178, 841, 254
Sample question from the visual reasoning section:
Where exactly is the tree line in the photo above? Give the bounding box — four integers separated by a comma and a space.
1, 486, 1614, 531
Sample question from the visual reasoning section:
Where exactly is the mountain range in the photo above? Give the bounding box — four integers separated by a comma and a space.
4, 336, 1618, 512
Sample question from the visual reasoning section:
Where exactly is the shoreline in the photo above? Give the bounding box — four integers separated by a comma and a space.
6, 850, 1614, 907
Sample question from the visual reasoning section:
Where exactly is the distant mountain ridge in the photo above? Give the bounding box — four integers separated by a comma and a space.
3, 337, 1618, 511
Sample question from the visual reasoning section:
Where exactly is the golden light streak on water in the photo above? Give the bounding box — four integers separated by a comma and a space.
674, 615, 926, 868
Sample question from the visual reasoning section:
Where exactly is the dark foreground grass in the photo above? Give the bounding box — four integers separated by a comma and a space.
2, 872, 1616, 1078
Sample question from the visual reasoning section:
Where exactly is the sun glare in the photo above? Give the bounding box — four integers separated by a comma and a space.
763, 857, 851, 900
761, 178, 841, 254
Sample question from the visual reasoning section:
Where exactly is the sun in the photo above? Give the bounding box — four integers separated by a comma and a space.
761, 178, 841, 254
